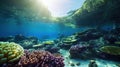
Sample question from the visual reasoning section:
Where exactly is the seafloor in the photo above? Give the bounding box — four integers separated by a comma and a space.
0, 28, 120, 67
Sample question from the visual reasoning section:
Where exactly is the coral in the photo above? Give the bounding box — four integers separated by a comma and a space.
62, 35, 77, 44
0, 35, 39, 49
45, 46, 60, 53
58, 35, 77, 49
114, 41, 120, 45
99, 46, 120, 61
69, 44, 94, 59
32, 43, 43, 48
100, 46, 120, 55
42, 40, 54, 45
4, 50, 64, 67
76, 29, 103, 41
0, 42, 24, 63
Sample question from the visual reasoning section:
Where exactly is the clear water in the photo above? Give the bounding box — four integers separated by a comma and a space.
0, 0, 120, 67
0, 21, 85, 40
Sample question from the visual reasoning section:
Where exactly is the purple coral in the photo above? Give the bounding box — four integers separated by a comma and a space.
2, 50, 64, 67
69, 45, 87, 57
69, 44, 94, 59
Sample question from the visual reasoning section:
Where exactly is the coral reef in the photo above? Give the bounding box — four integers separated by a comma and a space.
0, 34, 39, 49
2, 50, 64, 67
75, 29, 103, 41
62, 35, 77, 44
58, 35, 77, 49
0, 42, 24, 63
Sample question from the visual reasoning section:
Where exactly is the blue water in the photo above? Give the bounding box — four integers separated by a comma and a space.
0, 21, 84, 40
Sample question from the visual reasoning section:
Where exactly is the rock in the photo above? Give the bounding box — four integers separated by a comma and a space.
70, 63, 75, 66
0, 36, 14, 42
0, 35, 39, 49
111, 28, 120, 35
69, 44, 94, 59
45, 46, 60, 53
14, 34, 27, 42
88, 60, 98, 67
103, 34, 118, 44
76, 62, 80, 66
59, 43, 73, 50
76, 29, 103, 41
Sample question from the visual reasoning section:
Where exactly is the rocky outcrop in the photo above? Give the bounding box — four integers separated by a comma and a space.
71, 0, 120, 27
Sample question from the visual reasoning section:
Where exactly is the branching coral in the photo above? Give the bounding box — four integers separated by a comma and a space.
0, 42, 24, 63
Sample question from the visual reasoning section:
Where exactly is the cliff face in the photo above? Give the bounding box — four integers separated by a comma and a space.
72, 0, 120, 27
0, 0, 51, 23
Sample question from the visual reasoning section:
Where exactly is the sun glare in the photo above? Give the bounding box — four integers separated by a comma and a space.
37, 0, 85, 17
39, 0, 69, 17
41, 0, 55, 7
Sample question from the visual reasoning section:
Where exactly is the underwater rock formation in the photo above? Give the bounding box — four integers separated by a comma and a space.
69, 44, 94, 59
72, 0, 120, 27
75, 29, 103, 41
2, 50, 64, 67
88, 60, 98, 67
103, 34, 118, 44
45, 46, 60, 53
0, 42, 24, 63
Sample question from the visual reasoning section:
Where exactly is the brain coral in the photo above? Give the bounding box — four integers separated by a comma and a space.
0, 42, 24, 63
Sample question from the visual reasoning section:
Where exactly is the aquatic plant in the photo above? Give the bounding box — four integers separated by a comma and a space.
100, 46, 120, 55
0, 42, 24, 63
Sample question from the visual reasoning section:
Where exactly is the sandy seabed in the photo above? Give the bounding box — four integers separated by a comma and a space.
60, 49, 119, 67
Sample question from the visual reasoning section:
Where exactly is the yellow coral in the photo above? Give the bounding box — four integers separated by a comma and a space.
100, 46, 120, 55
0, 42, 24, 63
42, 40, 54, 45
